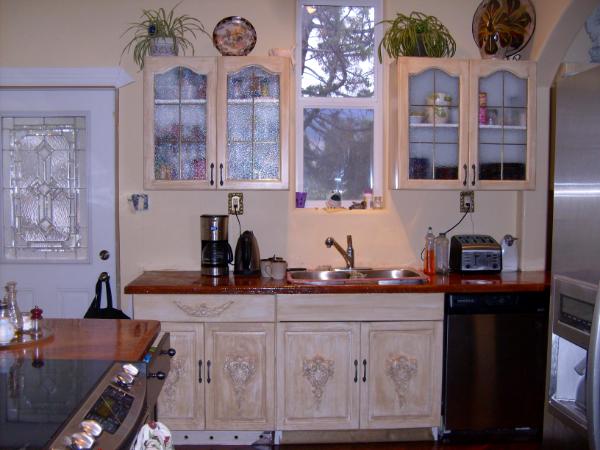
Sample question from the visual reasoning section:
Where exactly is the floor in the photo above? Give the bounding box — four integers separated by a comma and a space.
179, 441, 541, 450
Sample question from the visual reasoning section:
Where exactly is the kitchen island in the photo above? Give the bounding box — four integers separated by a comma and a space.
0, 318, 161, 360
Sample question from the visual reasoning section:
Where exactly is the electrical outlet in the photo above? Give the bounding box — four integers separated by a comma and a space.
228, 192, 244, 215
460, 191, 475, 213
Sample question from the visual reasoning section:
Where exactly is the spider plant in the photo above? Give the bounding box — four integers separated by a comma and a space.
121, 2, 211, 70
378, 12, 456, 62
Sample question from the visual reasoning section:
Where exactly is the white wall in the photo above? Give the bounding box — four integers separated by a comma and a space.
0, 0, 581, 308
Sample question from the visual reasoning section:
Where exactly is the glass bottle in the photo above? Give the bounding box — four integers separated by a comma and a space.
434, 232, 449, 275
423, 227, 436, 275
4, 281, 22, 335
0, 296, 16, 344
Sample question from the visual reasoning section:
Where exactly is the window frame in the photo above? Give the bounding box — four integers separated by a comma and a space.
295, 0, 383, 207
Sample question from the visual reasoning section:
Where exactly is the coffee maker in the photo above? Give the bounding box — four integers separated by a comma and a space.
200, 215, 233, 276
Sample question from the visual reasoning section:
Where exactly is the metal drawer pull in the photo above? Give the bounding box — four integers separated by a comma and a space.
210, 163, 215, 186
219, 164, 224, 186
207, 360, 212, 383
198, 360, 203, 383
362, 359, 367, 382
354, 359, 358, 383
471, 164, 476, 186
463, 164, 468, 186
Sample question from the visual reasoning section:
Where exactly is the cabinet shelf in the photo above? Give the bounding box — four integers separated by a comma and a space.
227, 97, 280, 104
154, 99, 207, 105
479, 124, 526, 130
410, 123, 459, 128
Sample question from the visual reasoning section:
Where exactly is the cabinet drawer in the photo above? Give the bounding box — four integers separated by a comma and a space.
133, 295, 275, 322
277, 293, 443, 321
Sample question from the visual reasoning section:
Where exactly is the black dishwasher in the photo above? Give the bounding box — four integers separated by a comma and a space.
442, 291, 549, 438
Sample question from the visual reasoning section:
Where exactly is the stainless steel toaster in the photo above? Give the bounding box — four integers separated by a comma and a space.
449, 234, 502, 273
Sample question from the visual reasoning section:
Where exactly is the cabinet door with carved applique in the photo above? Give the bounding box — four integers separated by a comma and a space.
204, 323, 275, 429
276, 322, 360, 430
360, 321, 442, 429
156, 322, 205, 430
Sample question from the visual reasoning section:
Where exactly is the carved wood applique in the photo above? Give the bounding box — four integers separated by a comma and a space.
174, 300, 234, 317
302, 355, 335, 409
224, 355, 256, 409
160, 355, 185, 415
386, 354, 418, 409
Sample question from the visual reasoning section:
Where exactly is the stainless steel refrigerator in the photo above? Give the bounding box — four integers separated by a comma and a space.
544, 64, 600, 450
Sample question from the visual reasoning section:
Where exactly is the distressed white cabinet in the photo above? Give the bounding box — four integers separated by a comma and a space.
143, 56, 289, 190
276, 294, 443, 430
390, 57, 536, 190
133, 295, 275, 430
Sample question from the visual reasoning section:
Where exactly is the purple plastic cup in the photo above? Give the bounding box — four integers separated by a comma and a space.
295, 192, 307, 208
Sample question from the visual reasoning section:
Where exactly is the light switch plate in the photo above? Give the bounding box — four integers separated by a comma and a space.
460, 191, 475, 213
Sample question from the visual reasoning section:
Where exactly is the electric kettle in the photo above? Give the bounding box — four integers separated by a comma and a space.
234, 230, 261, 275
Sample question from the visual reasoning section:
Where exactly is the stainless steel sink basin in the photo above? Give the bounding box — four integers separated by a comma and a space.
287, 268, 428, 285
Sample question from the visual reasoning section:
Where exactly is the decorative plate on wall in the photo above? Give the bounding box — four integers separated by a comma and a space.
213, 16, 257, 56
472, 0, 536, 59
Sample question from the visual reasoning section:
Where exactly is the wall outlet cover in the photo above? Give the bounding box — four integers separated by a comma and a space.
460, 191, 475, 213
228, 192, 244, 215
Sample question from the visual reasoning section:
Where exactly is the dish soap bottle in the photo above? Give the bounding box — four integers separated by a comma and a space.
423, 227, 436, 275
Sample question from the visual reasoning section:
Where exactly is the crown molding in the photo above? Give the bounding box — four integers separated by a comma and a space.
0, 67, 134, 88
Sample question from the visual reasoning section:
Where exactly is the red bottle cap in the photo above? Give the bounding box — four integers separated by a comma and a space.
30, 305, 43, 320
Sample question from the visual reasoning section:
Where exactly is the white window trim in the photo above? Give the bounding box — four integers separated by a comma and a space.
295, 0, 383, 206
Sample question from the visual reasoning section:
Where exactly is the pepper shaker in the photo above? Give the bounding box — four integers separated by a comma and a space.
30, 306, 43, 338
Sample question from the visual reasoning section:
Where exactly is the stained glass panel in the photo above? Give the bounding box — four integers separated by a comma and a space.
2, 116, 87, 261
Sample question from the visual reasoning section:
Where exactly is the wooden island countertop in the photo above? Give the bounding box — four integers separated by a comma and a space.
0, 319, 160, 361
124, 270, 550, 295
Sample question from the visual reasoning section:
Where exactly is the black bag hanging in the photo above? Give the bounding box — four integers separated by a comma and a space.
84, 272, 130, 319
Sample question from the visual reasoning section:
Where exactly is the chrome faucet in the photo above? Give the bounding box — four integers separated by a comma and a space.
325, 235, 355, 270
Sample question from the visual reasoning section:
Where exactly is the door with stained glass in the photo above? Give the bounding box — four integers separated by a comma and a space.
0, 88, 116, 317
218, 56, 290, 190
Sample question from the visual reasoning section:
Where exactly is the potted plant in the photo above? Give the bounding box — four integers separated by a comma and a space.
378, 12, 456, 62
121, 2, 211, 70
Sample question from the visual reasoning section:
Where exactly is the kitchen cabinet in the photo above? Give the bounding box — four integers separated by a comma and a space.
133, 294, 275, 430
276, 294, 443, 431
390, 57, 536, 190
143, 56, 289, 190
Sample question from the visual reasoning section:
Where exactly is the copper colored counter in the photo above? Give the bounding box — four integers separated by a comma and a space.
0, 319, 160, 361
124, 270, 550, 295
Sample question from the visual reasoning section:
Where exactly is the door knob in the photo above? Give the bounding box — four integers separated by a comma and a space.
99, 250, 110, 260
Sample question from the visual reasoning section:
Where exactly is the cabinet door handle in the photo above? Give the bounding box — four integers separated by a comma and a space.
471, 164, 476, 186
463, 164, 468, 186
198, 360, 203, 383
210, 163, 215, 186
206, 360, 212, 383
362, 359, 367, 382
219, 163, 224, 186
354, 359, 358, 383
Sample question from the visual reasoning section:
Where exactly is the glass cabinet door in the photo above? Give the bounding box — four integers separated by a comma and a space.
144, 57, 216, 189
408, 68, 460, 182
470, 61, 535, 189
391, 58, 469, 189
218, 57, 290, 190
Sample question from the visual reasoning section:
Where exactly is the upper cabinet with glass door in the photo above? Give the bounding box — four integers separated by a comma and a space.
144, 57, 216, 190
390, 58, 536, 190
217, 56, 290, 190
469, 60, 536, 190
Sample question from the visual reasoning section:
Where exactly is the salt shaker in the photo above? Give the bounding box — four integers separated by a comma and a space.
30, 306, 43, 338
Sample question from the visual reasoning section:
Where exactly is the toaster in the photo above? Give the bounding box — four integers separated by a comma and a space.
449, 234, 502, 273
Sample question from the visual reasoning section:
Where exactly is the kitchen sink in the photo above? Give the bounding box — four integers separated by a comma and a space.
287, 268, 429, 285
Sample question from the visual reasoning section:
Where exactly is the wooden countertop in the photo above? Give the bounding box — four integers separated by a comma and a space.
124, 270, 550, 295
0, 319, 160, 361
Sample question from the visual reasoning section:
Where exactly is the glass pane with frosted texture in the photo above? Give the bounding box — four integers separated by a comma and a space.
434, 125, 459, 144
226, 66, 281, 181
155, 144, 179, 180
181, 105, 206, 144
503, 145, 526, 180
254, 143, 280, 180
303, 108, 373, 200
504, 128, 527, 145
154, 68, 179, 100
181, 68, 207, 101
301, 5, 374, 97
227, 143, 253, 180
409, 126, 434, 144
433, 144, 459, 180
1, 116, 88, 261
409, 70, 434, 106
409, 143, 433, 180
479, 72, 503, 107
181, 143, 206, 180
504, 107, 527, 128
503, 72, 527, 107
479, 127, 503, 144
478, 143, 503, 180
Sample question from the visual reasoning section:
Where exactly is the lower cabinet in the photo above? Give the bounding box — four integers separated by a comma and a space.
158, 321, 275, 430
276, 321, 442, 430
